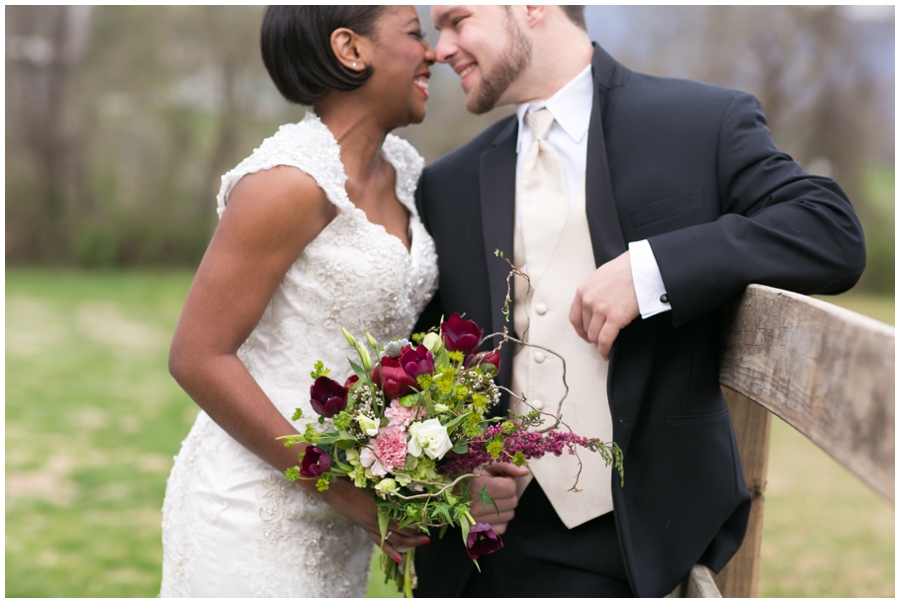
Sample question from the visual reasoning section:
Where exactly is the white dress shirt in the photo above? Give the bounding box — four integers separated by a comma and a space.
514, 64, 671, 319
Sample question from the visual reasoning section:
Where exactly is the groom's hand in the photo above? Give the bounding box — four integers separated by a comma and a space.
469, 462, 531, 535
569, 251, 640, 361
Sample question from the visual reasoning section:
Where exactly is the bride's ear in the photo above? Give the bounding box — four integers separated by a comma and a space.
331, 28, 370, 72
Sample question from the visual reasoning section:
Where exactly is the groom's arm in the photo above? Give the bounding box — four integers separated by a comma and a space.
571, 91, 865, 352
648, 91, 865, 327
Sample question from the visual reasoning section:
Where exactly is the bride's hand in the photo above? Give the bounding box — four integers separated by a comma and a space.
315, 477, 430, 562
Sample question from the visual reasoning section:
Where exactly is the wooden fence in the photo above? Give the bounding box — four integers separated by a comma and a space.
673, 284, 895, 598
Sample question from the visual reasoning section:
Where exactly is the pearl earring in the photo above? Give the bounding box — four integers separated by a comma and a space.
352, 62, 358, 67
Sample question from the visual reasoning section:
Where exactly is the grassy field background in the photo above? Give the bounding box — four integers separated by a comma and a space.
5, 269, 894, 597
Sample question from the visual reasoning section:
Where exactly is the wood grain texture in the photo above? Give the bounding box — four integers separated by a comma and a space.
720, 285, 894, 503
713, 389, 772, 597
686, 565, 722, 598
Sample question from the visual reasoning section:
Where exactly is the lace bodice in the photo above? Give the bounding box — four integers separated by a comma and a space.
160, 113, 438, 597
217, 111, 439, 422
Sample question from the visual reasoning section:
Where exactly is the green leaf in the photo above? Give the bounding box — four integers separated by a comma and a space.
398, 393, 420, 408
438, 524, 449, 539
441, 411, 472, 433
377, 508, 390, 546
450, 442, 469, 454
477, 484, 499, 515
333, 460, 354, 472
460, 519, 471, 549
348, 358, 368, 381
432, 501, 455, 526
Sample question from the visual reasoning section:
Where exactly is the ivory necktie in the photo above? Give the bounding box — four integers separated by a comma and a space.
519, 108, 569, 281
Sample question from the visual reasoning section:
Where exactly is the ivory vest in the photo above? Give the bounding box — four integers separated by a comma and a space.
512, 178, 614, 529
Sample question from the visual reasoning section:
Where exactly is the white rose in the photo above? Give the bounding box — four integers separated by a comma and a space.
407, 419, 453, 460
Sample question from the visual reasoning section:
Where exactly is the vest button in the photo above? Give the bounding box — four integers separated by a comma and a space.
531, 399, 544, 410
534, 351, 546, 363
535, 303, 548, 315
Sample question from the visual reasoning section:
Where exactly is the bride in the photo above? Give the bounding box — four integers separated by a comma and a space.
160, 6, 437, 597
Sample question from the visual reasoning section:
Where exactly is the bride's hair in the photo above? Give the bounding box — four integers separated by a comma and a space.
261, 6, 388, 106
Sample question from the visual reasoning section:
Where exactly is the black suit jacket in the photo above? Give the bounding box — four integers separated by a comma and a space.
412, 45, 865, 597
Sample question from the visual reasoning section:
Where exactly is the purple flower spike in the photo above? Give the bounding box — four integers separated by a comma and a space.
310, 376, 348, 418
466, 523, 503, 559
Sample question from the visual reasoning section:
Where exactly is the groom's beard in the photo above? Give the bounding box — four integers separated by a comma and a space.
467, 20, 532, 115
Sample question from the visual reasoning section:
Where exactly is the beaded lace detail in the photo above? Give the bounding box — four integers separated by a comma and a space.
160, 111, 438, 597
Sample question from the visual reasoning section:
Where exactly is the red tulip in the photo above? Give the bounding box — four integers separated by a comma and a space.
441, 313, 483, 355
466, 523, 503, 559
299, 446, 332, 478
465, 349, 501, 375
309, 376, 347, 418
401, 344, 435, 378
371, 356, 419, 400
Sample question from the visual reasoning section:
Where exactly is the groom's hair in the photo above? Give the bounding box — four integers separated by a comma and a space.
261, 6, 389, 106
560, 6, 587, 31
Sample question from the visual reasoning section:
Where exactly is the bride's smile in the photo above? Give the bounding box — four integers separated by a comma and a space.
354, 6, 436, 129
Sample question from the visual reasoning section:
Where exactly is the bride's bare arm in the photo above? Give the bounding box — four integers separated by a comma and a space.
168, 167, 426, 559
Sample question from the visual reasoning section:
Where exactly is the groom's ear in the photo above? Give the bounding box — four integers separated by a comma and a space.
330, 28, 372, 73
522, 6, 550, 29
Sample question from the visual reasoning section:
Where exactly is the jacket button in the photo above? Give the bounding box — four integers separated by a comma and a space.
659, 293, 669, 304
534, 351, 546, 363
531, 399, 544, 410
535, 303, 548, 315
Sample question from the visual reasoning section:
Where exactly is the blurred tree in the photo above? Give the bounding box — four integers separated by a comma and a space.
4, 6, 893, 292
7, 5, 93, 261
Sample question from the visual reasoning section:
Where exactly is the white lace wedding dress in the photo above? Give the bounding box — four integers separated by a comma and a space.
159, 112, 439, 597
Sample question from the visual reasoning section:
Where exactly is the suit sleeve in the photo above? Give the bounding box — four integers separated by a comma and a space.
647, 92, 866, 327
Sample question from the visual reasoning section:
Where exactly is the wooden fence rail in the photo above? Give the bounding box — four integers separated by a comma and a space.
678, 284, 895, 598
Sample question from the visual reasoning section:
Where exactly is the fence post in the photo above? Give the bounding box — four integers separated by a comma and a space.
713, 388, 772, 597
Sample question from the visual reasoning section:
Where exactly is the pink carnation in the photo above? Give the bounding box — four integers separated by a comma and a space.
359, 447, 386, 477
384, 400, 426, 429
371, 426, 408, 474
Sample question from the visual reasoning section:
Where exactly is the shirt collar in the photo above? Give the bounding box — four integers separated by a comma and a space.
516, 63, 593, 153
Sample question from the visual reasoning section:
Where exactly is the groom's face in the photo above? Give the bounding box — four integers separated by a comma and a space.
431, 5, 532, 114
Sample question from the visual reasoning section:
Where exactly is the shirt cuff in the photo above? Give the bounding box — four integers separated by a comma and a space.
629, 240, 671, 319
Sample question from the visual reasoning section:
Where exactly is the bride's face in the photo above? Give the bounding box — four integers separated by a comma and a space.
364, 6, 436, 127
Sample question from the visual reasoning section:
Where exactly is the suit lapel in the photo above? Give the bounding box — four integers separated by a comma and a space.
583, 45, 650, 455
479, 118, 518, 342
585, 47, 627, 268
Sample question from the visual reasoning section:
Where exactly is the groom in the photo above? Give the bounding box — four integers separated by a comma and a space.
412, 5, 865, 598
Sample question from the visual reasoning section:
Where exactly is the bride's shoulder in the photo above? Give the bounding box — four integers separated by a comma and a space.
217, 112, 348, 217
245, 113, 340, 171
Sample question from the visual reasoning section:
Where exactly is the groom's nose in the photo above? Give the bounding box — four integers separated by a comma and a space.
433, 30, 457, 65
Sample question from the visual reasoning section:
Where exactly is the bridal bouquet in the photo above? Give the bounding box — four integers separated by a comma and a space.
280, 313, 623, 597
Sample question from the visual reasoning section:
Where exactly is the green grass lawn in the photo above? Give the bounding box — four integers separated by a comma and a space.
5, 269, 893, 597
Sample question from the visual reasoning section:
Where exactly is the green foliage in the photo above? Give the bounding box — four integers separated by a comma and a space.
855, 166, 895, 294
310, 360, 331, 380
